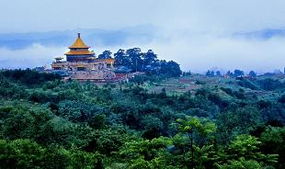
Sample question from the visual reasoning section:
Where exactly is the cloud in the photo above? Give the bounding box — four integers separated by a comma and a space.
0, 44, 65, 69
1, 0, 285, 33
1, 1, 285, 73
1, 32, 285, 74
147, 34, 285, 73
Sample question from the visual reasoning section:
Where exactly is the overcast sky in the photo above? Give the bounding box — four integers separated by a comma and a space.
1, 0, 285, 33
1, 0, 285, 72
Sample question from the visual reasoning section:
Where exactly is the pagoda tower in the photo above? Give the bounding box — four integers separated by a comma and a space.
64, 33, 95, 62
51, 33, 116, 80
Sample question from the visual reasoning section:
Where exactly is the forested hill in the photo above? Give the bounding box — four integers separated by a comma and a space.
0, 70, 285, 169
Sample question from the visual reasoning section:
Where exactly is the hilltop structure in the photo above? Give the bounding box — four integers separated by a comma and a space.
51, 33, 117, 81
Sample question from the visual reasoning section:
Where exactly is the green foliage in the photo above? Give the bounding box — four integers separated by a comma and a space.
176, 116, 216, 140
129, 74, 164, 84
119, 137, 175, 168
220, 87, 245, 99
278, 94, 285, 103
0, 102, 92, 148
217, 106, 263, 143
0, 69, 60, 86
237, 79, 259, 90
0, 139, 46, 169
38, 116, 93, 147
0, 103, 53, 140
217, 158, 262, 169
257, 78, 285, 91
260, 127, 285, 169
0, 70, 284, 168
114, 48, 182, 77
84, 128, 132, 156
0, 139, 102, 169
216, 135, 278, 168
233, 69, 244, 77
167, 117, 218, 168
98, 50, 112, 59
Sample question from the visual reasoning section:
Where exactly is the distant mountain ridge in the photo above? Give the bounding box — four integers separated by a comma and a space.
1, 27, 285, 50
0, 25, 156, 50
233, 28, 285, 40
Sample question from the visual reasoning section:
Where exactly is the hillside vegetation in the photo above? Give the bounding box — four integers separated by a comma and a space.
0, 70, 285, 169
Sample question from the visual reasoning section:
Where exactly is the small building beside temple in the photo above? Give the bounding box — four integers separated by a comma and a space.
51, 33, 117, 81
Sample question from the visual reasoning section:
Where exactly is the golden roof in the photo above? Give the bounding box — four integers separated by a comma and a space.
69, 33, 90, 49
65, 50, 95, 55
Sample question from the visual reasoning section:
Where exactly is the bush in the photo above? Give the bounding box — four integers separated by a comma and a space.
278, 94, 285, 103
257, 78, 285, 91
0, 69, 61, 86
237, 79, 259, 90
0, 139, 103, 169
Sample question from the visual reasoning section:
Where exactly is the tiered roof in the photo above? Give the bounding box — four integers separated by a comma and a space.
69, 33, 89, 49
65, 50, 94, 55
65, 33, 94, 56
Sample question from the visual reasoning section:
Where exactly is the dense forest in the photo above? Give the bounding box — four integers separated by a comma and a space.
0, 69, 285, 169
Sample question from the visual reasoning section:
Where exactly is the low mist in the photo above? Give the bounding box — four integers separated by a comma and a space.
1, 30, 285, 74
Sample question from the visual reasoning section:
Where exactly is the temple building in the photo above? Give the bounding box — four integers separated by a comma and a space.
51, 33, 116, 81
65, 33, 95, 62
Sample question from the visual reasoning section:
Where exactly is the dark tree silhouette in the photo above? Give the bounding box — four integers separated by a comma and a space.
114, 48, 182, 77
206, 70, 215, 77
114, 49, 130, 67
249, 70, 257, 78
234, 69, 244, 77
216, 71, 222, 77
143, 49, 158, 66
98, 50, 112, 59
126, 48, 144, 72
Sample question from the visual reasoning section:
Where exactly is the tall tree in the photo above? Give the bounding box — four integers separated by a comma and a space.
161, 61, 182, 77
248, 71, 257, 78
114, 49, 130, 67
216, 71, 222, 77
206, 70, 215, 77
226, 71, 234, 77
98, 50, 112, 59
126, 48, 144, 72
143, 49, 158, 66
176, 116, 216, 168
234, 69, 244, 77
217, 135, 278, 169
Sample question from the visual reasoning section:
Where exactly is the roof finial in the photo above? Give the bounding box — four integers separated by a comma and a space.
78, 33, 81, 38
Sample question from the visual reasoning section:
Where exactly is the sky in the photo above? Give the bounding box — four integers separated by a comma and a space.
1, 0, 285, 73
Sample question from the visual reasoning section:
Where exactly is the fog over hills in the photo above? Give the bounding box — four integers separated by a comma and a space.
233, 28, 285, 40
1, 27, 285, 49
0, 25, 156, 50
1, 26, 285, 73
1, 0, 285, 72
